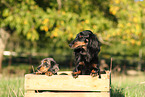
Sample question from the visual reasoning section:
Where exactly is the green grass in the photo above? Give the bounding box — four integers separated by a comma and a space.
0, 73, 145, 97
0, 76, 24, 97
111, 74, 145, 97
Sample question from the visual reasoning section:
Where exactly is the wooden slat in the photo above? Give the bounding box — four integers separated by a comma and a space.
25, 92, 110, 97
25, 74, 110, 92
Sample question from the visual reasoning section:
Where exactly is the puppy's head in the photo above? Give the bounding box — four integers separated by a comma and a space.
37, 58, 56, 73
69, 30, 100, 52
69, 30, 90, 50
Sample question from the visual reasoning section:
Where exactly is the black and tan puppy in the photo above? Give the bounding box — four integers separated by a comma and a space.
69, 30, 101, 78
36, 58, 59, 76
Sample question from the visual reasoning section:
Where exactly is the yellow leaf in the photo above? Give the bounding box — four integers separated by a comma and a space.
136, 41, 141, 46
61, 21, 64, 25
127, 35, 131, 39
69, 33, 73, 39
131, 39, 135, 45
138, 32, 142, 36
42, 19, 49, 24
115, 0, 120, 4
62, 11, 66, 15
41, 26, 48, 32
51, 29, 59, 37
85, 20, 89, 24
53, 32, 58, 37
118, 24, 124, 28
112, 10, 116, 15
121, 41, 126, 44
27, 32, 31, 39
24, 20, 28, 24
123, 36, 126, 39
136, 25, 140, 30
93, 25, 97, 29
112, 32, 116, 36
127, 23, 131, 27
44, 26, 48, 32
133, 17, 138, 23
117, 31, 121, 35
126, 30, 130, 34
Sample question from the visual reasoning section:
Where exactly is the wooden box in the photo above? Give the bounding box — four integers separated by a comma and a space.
25, 71, 111, 97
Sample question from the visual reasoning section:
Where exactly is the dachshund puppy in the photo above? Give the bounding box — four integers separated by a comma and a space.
69, 30, 101, 78
36, 58, 59, 76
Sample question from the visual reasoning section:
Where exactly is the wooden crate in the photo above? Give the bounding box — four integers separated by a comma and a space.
25, 71, 111, 97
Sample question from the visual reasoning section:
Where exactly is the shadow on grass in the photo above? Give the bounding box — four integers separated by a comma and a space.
111, 86, 125, 97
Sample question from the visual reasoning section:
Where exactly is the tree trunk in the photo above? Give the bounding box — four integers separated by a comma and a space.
0, 52, 3, 73
57, 0, 62, 10
0, 28, 10, 73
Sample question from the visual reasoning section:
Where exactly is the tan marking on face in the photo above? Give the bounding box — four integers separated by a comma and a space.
71, 41, 86, 48
39, 66, 49, 73
79, 62, 85, 65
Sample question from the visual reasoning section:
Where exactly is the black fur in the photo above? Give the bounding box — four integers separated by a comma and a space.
69, 30, 101, 78
37, 58, 59, 76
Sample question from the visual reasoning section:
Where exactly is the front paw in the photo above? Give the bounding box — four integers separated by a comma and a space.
99, 74, 101, 78
90, 70, 98, 77
35, 72, 42, 75
45, 71, 53, 76
72, 72, 79, 78
90, 72, 98, 77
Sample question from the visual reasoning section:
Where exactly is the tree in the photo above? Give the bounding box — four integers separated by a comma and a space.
102, 0, 145, 57
0, 0, 145, 72
0, 0, 45, 72
0, 28, 10, 72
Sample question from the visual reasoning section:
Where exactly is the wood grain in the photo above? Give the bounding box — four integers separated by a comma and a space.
25, 71, 111, 97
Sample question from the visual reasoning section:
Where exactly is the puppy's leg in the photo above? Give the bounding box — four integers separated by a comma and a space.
90, 64, 101, 78
90, 69, 98, 77
51, 64, 59, 75
72, 62, 84, 78
72, 69, 81, 78
98, 68, 101, 78
45, 71, 53, 76
35, 72, 42, 75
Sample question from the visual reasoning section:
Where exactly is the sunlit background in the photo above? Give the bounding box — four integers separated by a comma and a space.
0, 0, 145, 97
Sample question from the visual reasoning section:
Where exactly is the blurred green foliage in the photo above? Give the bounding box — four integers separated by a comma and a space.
0, 0, 145, 65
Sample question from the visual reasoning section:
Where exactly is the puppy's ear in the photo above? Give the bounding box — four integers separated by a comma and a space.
87, 34, 101, 53
84, 34, 100, 62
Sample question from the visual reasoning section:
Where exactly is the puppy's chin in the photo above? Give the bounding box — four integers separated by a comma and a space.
74, 47, 85, 52
70, 45, 83, 49
38, 67, 48, 73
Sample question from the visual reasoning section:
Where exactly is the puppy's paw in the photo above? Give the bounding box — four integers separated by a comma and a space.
72, 72, 79, 78
45, 71, 53, 76
99, 74, 101, 78
90, 70, 98, 77
90, 72, 98, 77
35, 72, 42, 75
